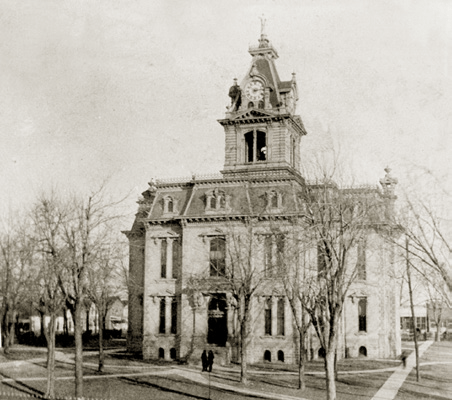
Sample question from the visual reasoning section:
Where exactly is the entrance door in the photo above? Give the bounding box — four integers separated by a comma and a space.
207, 294, 228, 346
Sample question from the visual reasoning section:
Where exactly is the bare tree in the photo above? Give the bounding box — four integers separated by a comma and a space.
273, 224, 312, 391
0, 214, 34, 353
86, 235, 125, 372
187, 219, 268, 384
296, 166, 389, 400
57, 187, 124, 398
30, 194, 68, 399
223, 219, 267, 385
397, 195, 452, 293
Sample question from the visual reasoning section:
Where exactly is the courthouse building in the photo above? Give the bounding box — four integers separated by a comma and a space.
125, 31, 401, 364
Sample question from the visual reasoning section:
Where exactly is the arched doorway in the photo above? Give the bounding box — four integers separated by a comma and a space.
207, 294, 228, 346
264, 350, 271, 362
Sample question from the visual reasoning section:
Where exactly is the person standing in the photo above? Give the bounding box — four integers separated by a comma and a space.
201, 350, 208, 372
207, 350, 214, 372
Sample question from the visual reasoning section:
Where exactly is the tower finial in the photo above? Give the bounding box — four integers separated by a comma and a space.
259, 14, 267, 36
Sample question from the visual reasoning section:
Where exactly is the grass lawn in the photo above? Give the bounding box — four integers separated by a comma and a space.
1, 343, 450, 400
395, 341, 452, 400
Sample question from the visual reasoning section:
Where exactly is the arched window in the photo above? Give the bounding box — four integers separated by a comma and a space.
163, 196, 177, 214
359, 346, 367, 357
271, 192, 278, 208
170, 348, 176, 360
358, 298, 367, 332
258, 100, 264, 109
264, 350, 271, 362
158, 348, 164, 359
277, 350, 284, 362
210, 238, 226, 276
248, 102, 254, 108
208, 196, 216, 209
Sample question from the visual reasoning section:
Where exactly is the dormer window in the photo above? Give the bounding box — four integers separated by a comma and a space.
266, 190, 282, 211
206, 189, 230, 212
245, 129, 267, 163
163, 196, 178, 215
248, 102, 254, 108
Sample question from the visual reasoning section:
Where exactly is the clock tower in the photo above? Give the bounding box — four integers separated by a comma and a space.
218, 29, 307, 179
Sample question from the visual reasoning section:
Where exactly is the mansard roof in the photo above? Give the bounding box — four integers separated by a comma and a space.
137, 172, 305, 224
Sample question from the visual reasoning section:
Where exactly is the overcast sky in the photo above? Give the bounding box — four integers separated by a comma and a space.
1, 0, 451, 225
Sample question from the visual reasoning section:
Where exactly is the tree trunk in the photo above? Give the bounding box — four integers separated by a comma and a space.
74, 302, 84, 399
44, 314, 57, 399
239, 319, 248, 385
298, 331, 306, 391
324, 350, 337, 400
434, 316, 442, 342
86, 307, 90, 333
406, 238, 420, 382
98, 313, 105, 373
334, 350, 338, 381
3, 311, 13, 354
39, 311, 46, 341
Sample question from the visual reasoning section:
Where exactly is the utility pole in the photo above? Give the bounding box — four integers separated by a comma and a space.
406, 236, 420, 382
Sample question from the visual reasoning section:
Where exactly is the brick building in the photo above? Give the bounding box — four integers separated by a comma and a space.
125, 31, 401, 363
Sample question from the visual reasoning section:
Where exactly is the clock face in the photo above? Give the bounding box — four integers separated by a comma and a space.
245, 80, 264, 101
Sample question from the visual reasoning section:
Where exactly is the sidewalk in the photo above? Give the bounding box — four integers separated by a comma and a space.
370, 340, 434, 400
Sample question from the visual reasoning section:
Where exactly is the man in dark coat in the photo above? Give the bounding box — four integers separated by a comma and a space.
201, 350, 208, 372
207, 350, 214, 372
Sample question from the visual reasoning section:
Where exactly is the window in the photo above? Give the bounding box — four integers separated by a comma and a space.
266, 190, 281, 210
359, 346, 367, 357
158, 348, 164, 359
277, 350, 284, 362
172, 240, 181, 279
248, 102, 254, 108
171, 299, 177, 334
163, 196, 177, 214
245, 130, 267, 162
159, 298, 166, 334
258, 100, 264, 109
205, 189, 229, 212
264, 350, 271, 362
358, 298, 367, 332
161, 240, 167, 278
265, 298, 272, 335
356, 240, 366, 280
277, 298, 285, 336
170, 348, 176, 360
210, 238, 226, 277
271, 193, 278, 208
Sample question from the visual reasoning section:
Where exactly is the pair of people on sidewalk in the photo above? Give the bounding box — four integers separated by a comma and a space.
201, 350, 214, 372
